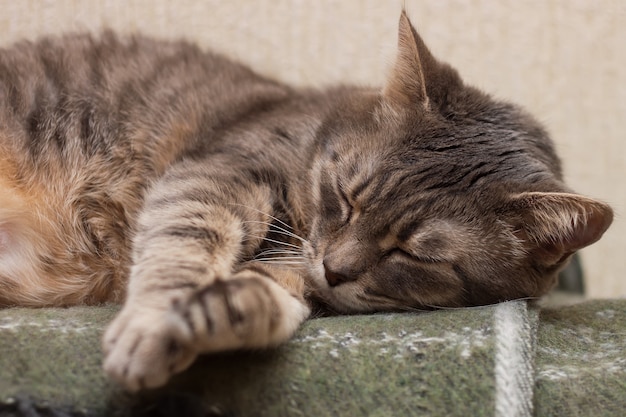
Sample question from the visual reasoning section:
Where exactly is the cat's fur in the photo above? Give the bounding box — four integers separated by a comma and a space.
0, 12, 612, 390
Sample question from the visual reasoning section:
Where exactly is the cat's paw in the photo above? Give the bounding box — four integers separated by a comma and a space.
102, 305, 197, 392
102, 270, 309, 391
179, 274, 310, 352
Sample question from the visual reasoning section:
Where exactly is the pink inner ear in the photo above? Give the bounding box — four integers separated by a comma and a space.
565, 200, 614, 252
511, 192, 613, 261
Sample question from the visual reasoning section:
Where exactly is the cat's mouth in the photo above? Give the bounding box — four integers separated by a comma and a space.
302, 257, 391, 313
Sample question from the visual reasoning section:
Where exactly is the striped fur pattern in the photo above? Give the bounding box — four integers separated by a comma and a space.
0, 12, 612, 390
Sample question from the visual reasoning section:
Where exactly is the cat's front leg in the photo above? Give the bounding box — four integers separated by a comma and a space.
102, 160, 307, 391
101, 201, 243, 391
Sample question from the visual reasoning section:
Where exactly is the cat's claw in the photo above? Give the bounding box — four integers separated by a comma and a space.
102, 305, 197, 392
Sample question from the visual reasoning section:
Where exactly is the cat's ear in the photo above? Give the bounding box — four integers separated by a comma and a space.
384, 10, 430, 108
384, 10, 462, 111
507, 192, 613, 265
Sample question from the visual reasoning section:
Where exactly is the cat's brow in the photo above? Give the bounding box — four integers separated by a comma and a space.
396, 220, 423, 242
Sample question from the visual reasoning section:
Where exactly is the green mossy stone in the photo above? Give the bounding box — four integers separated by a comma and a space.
0, 306, 122, 414
534, 300, 626, 417
165, 309, 498, 417
3, 300, 623, 417
0, 305, 499, 417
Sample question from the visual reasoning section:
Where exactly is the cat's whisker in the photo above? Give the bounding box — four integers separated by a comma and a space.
253, 256, 306, 262
253, 257, 305, 262
253, 260, 307, 266
267, 229, 308, 244
247, 235, 300, 250
247, 235, 302, 250
246, 225, 307, 244
422, 296, 542, 311
254, 249, 301, 257
265, 223, 307, 241
230, 203, 294, 231
254, 253, 302, 260
244, 220, 308, 244
254, 247, 300, 253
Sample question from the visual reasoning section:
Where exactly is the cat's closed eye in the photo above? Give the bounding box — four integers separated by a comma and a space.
389, 248, 441, 264
336, 185, 353, 224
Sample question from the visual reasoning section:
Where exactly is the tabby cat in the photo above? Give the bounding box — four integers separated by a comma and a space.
0, 11, 612, 391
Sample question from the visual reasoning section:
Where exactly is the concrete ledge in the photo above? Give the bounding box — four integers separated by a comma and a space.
0, 300, 624, 416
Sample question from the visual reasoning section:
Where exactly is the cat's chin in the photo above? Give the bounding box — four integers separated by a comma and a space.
302, 267, 352, 313
312, 293, 371, 315
305, 278, 386, 315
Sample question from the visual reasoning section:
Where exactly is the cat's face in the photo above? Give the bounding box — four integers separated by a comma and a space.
304, 99, 561, 312
301, 12, 612, 313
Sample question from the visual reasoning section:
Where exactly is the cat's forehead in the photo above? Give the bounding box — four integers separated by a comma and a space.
326, 94, 561, 216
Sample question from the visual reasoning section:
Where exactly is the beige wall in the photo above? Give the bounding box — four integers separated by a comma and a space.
1, 0, 624, 298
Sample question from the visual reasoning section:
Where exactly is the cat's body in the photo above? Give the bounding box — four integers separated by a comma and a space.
0, 12, 612, 390
0, 30, 326, 306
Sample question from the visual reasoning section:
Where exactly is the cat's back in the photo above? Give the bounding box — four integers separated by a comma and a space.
0, 31, 287, 155
0, 31, 293, 205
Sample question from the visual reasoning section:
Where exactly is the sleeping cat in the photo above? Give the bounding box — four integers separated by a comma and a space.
0, 11, 612, 391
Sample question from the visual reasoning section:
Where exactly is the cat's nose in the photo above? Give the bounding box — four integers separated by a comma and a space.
323, 261, 355, 287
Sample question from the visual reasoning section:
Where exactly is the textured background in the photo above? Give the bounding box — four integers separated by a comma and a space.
1, 0, 624, 298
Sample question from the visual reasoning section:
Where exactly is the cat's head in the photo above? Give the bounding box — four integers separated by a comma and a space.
302, 11, 613, 313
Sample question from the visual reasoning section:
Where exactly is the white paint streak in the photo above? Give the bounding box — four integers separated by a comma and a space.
293, 325, 489, 361
537, 357, 626, 381
494, 301, 534, 417
536, 320, 626, 369
596, 309, 616, 319
0, 318, 97, 333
